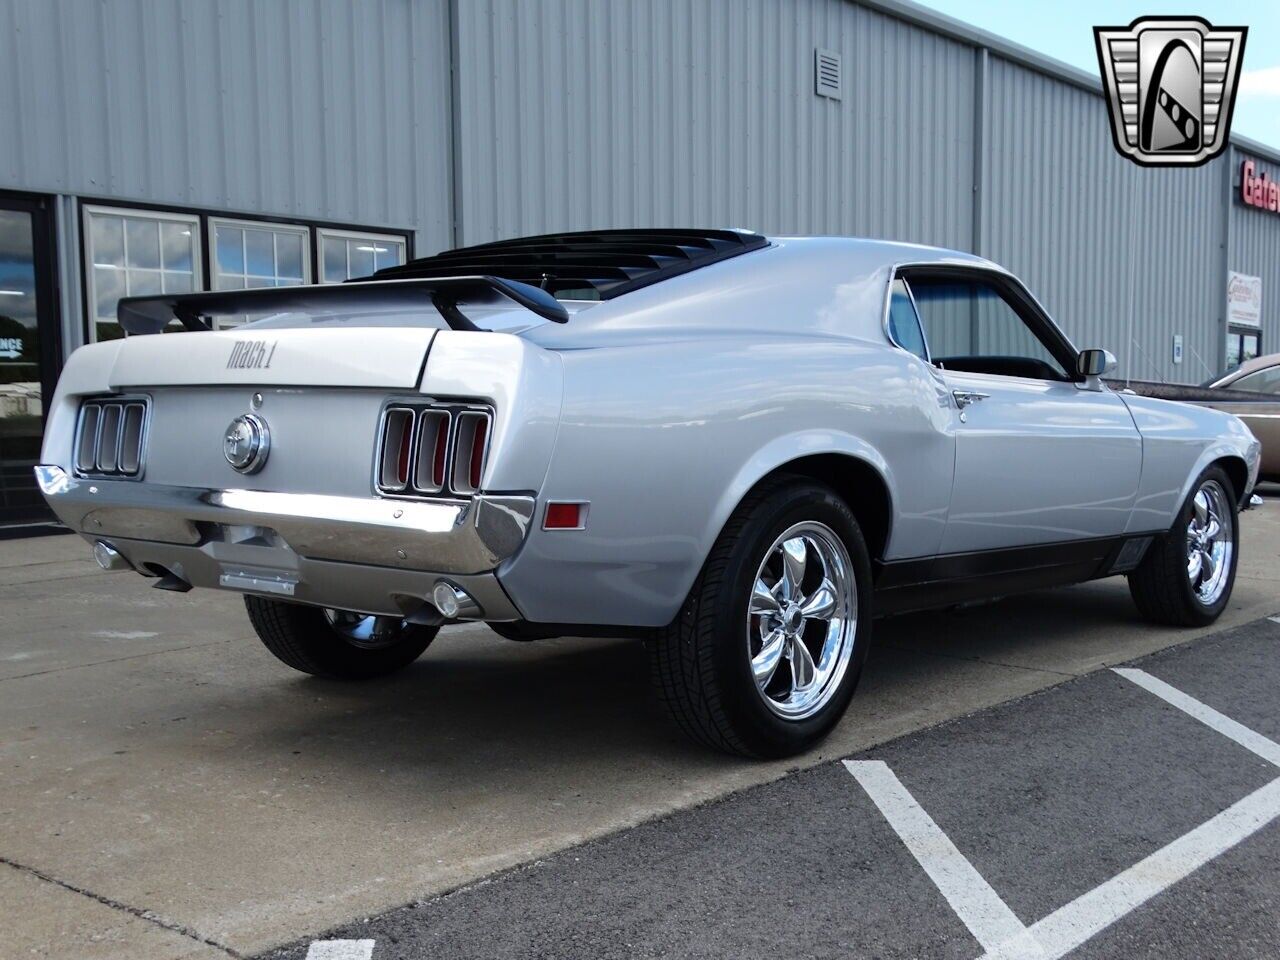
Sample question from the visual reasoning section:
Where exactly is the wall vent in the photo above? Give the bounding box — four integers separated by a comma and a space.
815, 48, 842, 100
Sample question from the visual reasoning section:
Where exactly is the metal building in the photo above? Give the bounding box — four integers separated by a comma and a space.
1, 0, 1277, 526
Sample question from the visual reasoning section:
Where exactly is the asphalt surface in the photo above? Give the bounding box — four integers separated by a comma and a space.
2, 488, 1278, 957
261, 616, 1280, 960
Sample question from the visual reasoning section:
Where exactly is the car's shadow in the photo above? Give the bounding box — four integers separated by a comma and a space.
228, 578, 1151, 785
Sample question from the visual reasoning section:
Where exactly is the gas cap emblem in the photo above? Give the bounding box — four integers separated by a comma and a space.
223, 413, 270, 474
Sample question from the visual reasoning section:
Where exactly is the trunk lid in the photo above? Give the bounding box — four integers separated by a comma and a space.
108, 327, 436, 389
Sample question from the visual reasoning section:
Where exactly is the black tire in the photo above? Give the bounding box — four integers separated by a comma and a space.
1128, 464, 1240, 627
244, 596, 437, 679
648, 477, 874, 758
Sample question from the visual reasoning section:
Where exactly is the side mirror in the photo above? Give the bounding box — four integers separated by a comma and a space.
1077, 348, 1117, 381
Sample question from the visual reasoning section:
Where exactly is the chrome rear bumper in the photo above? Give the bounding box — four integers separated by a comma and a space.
35, 465, 534, 618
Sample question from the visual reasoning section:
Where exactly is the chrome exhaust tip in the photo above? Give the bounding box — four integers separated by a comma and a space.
92, 540, 131, 571
432, 580, 483, 620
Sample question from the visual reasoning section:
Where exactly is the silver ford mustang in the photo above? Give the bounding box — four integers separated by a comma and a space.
36, 229, 1261, 757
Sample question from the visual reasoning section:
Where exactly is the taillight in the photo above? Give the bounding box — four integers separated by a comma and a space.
450, 411, 491, 495
469, 418, 487, 489
412, 410, 451, 493
75, 398, 148, 478
378, 408, 415, 492
118, 404, 146, 474
377, 404, 491, 498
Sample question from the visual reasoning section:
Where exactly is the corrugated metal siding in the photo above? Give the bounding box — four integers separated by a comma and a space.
1228, 147, 1280, 366
1, 0, 1276, 384
448, 0, 975, 254
0, 0, 452, 250
983, 56, 1223, 384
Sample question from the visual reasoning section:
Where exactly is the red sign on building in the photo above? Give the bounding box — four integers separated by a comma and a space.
1241, 159, 1280, 213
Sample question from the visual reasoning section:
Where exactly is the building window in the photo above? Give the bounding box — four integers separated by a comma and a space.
210, 218, 310, 291
318, 228, 407, 282
83, 205, 201, 341
208, 218, 312, 329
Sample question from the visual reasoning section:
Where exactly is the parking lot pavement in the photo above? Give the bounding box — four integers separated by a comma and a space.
1, 495, 1277, 958
262, 616, 1280, 960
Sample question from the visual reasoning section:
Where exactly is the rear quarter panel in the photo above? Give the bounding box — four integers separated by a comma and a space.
499, 333, 956, 626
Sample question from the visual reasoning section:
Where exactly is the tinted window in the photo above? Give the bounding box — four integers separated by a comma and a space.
1231, 365, 1280, 394
908, 277, 1069, 381
887, 279, 928, 361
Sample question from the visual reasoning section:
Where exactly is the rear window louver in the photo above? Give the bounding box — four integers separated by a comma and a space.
369, 228, 769, 301
75, 398, 148, 478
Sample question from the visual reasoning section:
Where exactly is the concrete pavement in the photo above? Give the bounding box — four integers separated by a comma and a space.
262, 616, 1280, 960
2, 494, 1278, 958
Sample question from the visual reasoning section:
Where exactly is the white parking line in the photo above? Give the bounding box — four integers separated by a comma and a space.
1269, 615, 1280, 625
305, 941, 375, 960
1113, 668, 1280, 768
843, 761, 1042, 957
848, 669, 1280, 960
983, 778, 1280, 960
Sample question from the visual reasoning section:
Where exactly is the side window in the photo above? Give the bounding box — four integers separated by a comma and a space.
1231, 365, 1280, 394
908, 276, 1070, 381
887, 279, 928, 361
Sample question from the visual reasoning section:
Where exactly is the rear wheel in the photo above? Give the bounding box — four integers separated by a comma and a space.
649, 478, 873, 758
245, 596, 437, 679
1128, 465, 1239, 627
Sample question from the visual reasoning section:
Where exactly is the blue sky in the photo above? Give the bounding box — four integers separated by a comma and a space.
913, 1, 1280, 150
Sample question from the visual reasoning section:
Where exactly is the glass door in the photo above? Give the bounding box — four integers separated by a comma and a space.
0, 194, 60, 525
1225, 327, 1261, 373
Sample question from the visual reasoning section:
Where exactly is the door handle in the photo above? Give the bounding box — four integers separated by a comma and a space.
952, 390, 990, 409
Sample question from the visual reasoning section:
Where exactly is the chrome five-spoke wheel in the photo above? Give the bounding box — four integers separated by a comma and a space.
1129, 464, 1239, 628
747, 520, 858, 720
1185, 479, 1234, 606
649, 478, 871, 756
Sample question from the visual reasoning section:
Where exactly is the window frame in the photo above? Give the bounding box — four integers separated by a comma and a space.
891, 264, 1082, 384
207, 216, 312, 291
82, 204, 204, 343
316, 227, 409, 283
883, 276, 931, 363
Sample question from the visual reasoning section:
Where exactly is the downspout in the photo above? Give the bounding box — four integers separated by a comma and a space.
970, 46, 988, 355
446, 0, 464, 249
1219, 145, 1233, 373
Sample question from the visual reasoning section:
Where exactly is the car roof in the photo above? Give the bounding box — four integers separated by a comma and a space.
371, 229, 1002, 303
1216, 351, 1280, 385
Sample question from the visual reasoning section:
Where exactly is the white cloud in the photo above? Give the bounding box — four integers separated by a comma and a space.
1239, 66, 1280, 98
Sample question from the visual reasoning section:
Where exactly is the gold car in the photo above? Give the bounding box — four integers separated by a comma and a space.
1201, 353, 1280, 483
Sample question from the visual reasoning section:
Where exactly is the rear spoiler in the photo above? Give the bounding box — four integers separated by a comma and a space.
115, 275, 570, 336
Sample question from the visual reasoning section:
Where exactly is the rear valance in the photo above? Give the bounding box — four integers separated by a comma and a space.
115, 275, 570, 336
